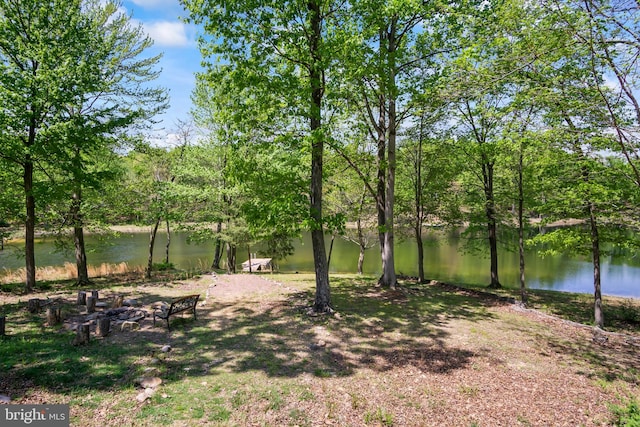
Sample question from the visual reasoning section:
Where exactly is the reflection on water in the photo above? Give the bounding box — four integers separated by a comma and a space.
0, 230, 638, 298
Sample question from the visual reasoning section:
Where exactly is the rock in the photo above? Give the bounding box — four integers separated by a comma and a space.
137, 377, 162, 388
121, 321, 140, 331
123, 299, 140, 307
95, 302, 108, 308
152, 301, 169, 310
105, 307, 128, 316
0, 394, 11, 404
161, 345, 171, 353
135, 392, 146, 402
85, 313, 102, 321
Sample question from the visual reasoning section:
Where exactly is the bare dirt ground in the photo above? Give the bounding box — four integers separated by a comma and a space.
2, 272, 639, 426
198, 273, 640, 426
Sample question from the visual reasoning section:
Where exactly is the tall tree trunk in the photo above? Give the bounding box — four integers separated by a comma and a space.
589, 203, 603, 328
415, 223, 425, 284
563, 113, 604, 327
146, 217, 161, 279
483, 162, 501, 288
415, 108, 425, 284
376, 92, 387, 255
518, 151, 527, 305
357, 219, 365, 275
247, 245, 252, 273
375, 26, 387, 280
226, 242, 236, 274
164, 218, 170, 264
24, 153, 36, 293
309, 0, 331, 313
381, 19, 398, 289
71, 185, 89, 285
327, 234, 335, 271
212, 221, 223, 269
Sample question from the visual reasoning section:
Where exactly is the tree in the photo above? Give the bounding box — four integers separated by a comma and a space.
518, 0, 640, 328
443, 0, 552, 289
0, 0, 166, 291
552, 0, 640, 189
335, 0, 452, 288
396, 105, 460, 284
325, 147, 377, 275
183, 0, 341, 312
0, 0, 89, 292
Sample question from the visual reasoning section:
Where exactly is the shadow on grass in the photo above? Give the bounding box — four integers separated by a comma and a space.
6, 271, 636, 424
0, 274, 496, 404
175, 276, 496, 381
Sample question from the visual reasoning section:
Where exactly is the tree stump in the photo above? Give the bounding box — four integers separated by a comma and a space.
112, 295, 124, 309
73, 323, 90, 346
91, 290, 99, 300
96, 317, 110, 337
0, 316, 5, 336
86, 296, 96, 313
27, 299, 40, 313
77, 291, 87, 306
46, 306, 62, 326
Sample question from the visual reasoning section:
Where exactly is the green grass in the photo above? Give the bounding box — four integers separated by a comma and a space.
610, 398, 640, 427
0, 270, 637, 426
364, 407, 394, 426
445, 280, 640, 333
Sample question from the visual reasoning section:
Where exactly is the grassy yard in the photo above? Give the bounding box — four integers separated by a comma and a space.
0, 271, 639, 426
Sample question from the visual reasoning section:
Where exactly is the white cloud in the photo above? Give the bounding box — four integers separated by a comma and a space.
144, 21, 189, 47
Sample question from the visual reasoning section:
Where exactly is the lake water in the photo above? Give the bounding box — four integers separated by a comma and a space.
1, 230, 638, 298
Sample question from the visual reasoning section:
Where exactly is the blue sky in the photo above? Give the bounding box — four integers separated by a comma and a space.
122, 0, 203, 142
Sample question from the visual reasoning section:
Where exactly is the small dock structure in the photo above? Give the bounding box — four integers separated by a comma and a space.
241, 258, 274, 272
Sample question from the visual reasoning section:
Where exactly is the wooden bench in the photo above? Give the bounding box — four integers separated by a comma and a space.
153, 294, 200, 330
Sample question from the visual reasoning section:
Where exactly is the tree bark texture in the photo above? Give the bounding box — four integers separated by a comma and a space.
357, 219, 365, 275
518, 151, 527, 305
77, 291, 87, 306
46, 306, 62, 326
146, 217, 161, 279
376, 91, 387, 255
415, 110, 425, 284
96, 317, 110, 337
112, 295, 123, 308
71, 181, 90, 285
327, 234, 335, 271
86, 296, 96, 314
24, 155, 36, 293
483, 161, 501, 288
165, 218, 171, 264
381, 19, 398, 289
308, 0, 331, 313
27, 298, 40, 313
226, 242, 236, 274
212, 222, 223, 269
73, 323, 90, 346
589, 203, 603, 328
